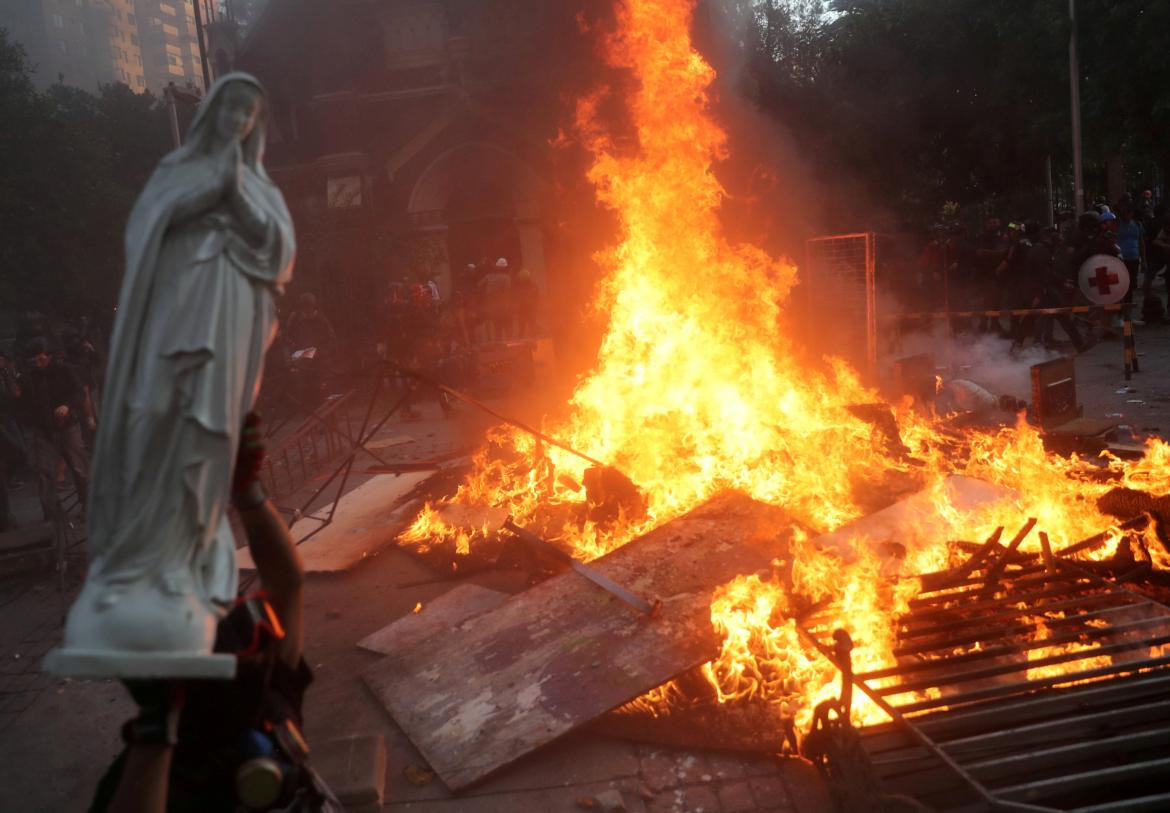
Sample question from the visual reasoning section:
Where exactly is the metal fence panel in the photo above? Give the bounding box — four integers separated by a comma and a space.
803, 233, 877, 377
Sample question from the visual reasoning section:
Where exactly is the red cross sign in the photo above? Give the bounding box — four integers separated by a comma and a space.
1090, 265, 1119, 295
1078, 254, 1130, 305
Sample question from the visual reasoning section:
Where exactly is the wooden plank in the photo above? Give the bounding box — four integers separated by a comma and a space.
236, 472, 435, 573
356, 583, 510, 655
362, 492, 795, 791
813, 475, 1010, 564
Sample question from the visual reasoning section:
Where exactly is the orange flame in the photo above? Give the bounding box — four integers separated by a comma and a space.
402, 0, 1170, 731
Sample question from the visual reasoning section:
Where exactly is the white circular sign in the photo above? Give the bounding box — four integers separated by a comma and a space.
1078, 254, 1130, 305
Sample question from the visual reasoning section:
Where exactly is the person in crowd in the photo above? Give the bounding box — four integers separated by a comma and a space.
15, 311, 61, 358
972, 217, 1009, 331
282, 294, 337, 405
1146, 211, 1170, 319
996, 222, 1033, 336
478, 258, 513, 342
1066, 210, 1118, 270
450, 263, 478, 346
1068, 210, 1124, 335
917, 224, 959, 311
511, 268, 540, 339
283, 294, 337, 359
14, 338, 92, 519
1099, 209, 1119, 239
90, 413, 342, 813
1138, 189, 1156, 225
1114, 204, 1145, 307
63, 329, 105, 447
0, 351, 24, 532
1014, 225, 1088, 352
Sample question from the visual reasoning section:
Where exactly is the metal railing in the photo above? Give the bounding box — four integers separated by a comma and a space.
259, 390, 358, 500
802, 519, 1170, 811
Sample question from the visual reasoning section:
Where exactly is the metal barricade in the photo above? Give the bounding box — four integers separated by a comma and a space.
260, 390, 357, 499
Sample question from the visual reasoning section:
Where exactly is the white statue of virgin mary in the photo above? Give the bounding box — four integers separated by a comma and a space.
46, 73, 294, 677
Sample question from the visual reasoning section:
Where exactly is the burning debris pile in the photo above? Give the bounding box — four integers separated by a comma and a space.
389, 0, 1170, 763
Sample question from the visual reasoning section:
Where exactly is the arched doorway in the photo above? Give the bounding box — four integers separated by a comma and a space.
406, 142, 546, 296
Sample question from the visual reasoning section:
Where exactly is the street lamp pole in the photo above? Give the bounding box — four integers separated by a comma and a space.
1069, 0, 1084, 215
164, 83, 182, 149
191, 0, 212, 90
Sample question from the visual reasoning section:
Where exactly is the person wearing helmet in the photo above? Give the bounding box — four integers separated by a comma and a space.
511, 268, 539, 338
477, 258, 512, 342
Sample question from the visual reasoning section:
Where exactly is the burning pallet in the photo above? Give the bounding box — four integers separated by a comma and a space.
801, 519, 1170, 812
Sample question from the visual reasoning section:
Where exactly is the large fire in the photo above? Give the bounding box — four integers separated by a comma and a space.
402, 0, 1170, 730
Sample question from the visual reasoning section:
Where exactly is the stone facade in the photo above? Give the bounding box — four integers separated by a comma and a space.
235, 0, 594, 335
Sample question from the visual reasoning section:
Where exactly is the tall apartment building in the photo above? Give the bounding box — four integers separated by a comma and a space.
1, 0, 208, 94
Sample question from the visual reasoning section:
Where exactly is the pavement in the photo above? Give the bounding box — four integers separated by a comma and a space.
0, 322, 1168, 812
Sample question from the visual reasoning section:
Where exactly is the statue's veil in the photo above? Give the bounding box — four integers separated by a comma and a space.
161, 71, 271, 181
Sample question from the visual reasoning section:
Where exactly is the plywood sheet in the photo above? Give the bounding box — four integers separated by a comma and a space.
814, 474, 1011, 564
356, 583, 510, 655
236, 472, 435, 572
362, 492, 794, 790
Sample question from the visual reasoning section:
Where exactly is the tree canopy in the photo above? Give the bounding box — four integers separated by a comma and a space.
0, 28, 170, 317
714, 0, 1170, 228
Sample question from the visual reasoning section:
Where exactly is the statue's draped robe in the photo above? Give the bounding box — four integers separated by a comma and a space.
88, 96, 294, 609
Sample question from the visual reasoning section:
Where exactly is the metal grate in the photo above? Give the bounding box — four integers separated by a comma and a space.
801, 519, 1170, 812
803, 233, 877, 377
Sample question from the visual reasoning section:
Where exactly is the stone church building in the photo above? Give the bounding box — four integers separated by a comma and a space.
234, 0, 599, 333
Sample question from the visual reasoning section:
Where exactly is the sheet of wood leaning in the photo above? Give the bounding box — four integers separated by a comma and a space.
362, 492, 796, 790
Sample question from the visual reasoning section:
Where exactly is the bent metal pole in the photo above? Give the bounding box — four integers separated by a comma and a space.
388, 361, 610, 470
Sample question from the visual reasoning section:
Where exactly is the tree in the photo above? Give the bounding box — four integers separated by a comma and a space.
0, 28, 170, 318
719, 0, 1170, 228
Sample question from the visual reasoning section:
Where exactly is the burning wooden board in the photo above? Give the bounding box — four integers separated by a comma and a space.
815, 474, 1011, 564
362, 491, 795, 791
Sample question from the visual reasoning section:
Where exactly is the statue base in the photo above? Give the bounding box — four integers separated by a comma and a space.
43, 576, 237, 679
43, 648, 236, 678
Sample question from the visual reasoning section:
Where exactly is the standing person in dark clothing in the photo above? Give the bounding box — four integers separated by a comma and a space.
15, 339, 93, 519
1014, 227, 1088, 351
452, 263, 480, 346
972, 217, 1009, 331
999, 223, 1034, 337
283, 294, 337, 360
64, 330, 105, 448
1068, 211, 1123, 336
1147, 212, 1170, 315
1137, 189, 1156, 227
511, 268, 540, 339
0, 351, 24, 532
916, 225, 959, 311
283, 294, 337, 407
477, 258, 513, 342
